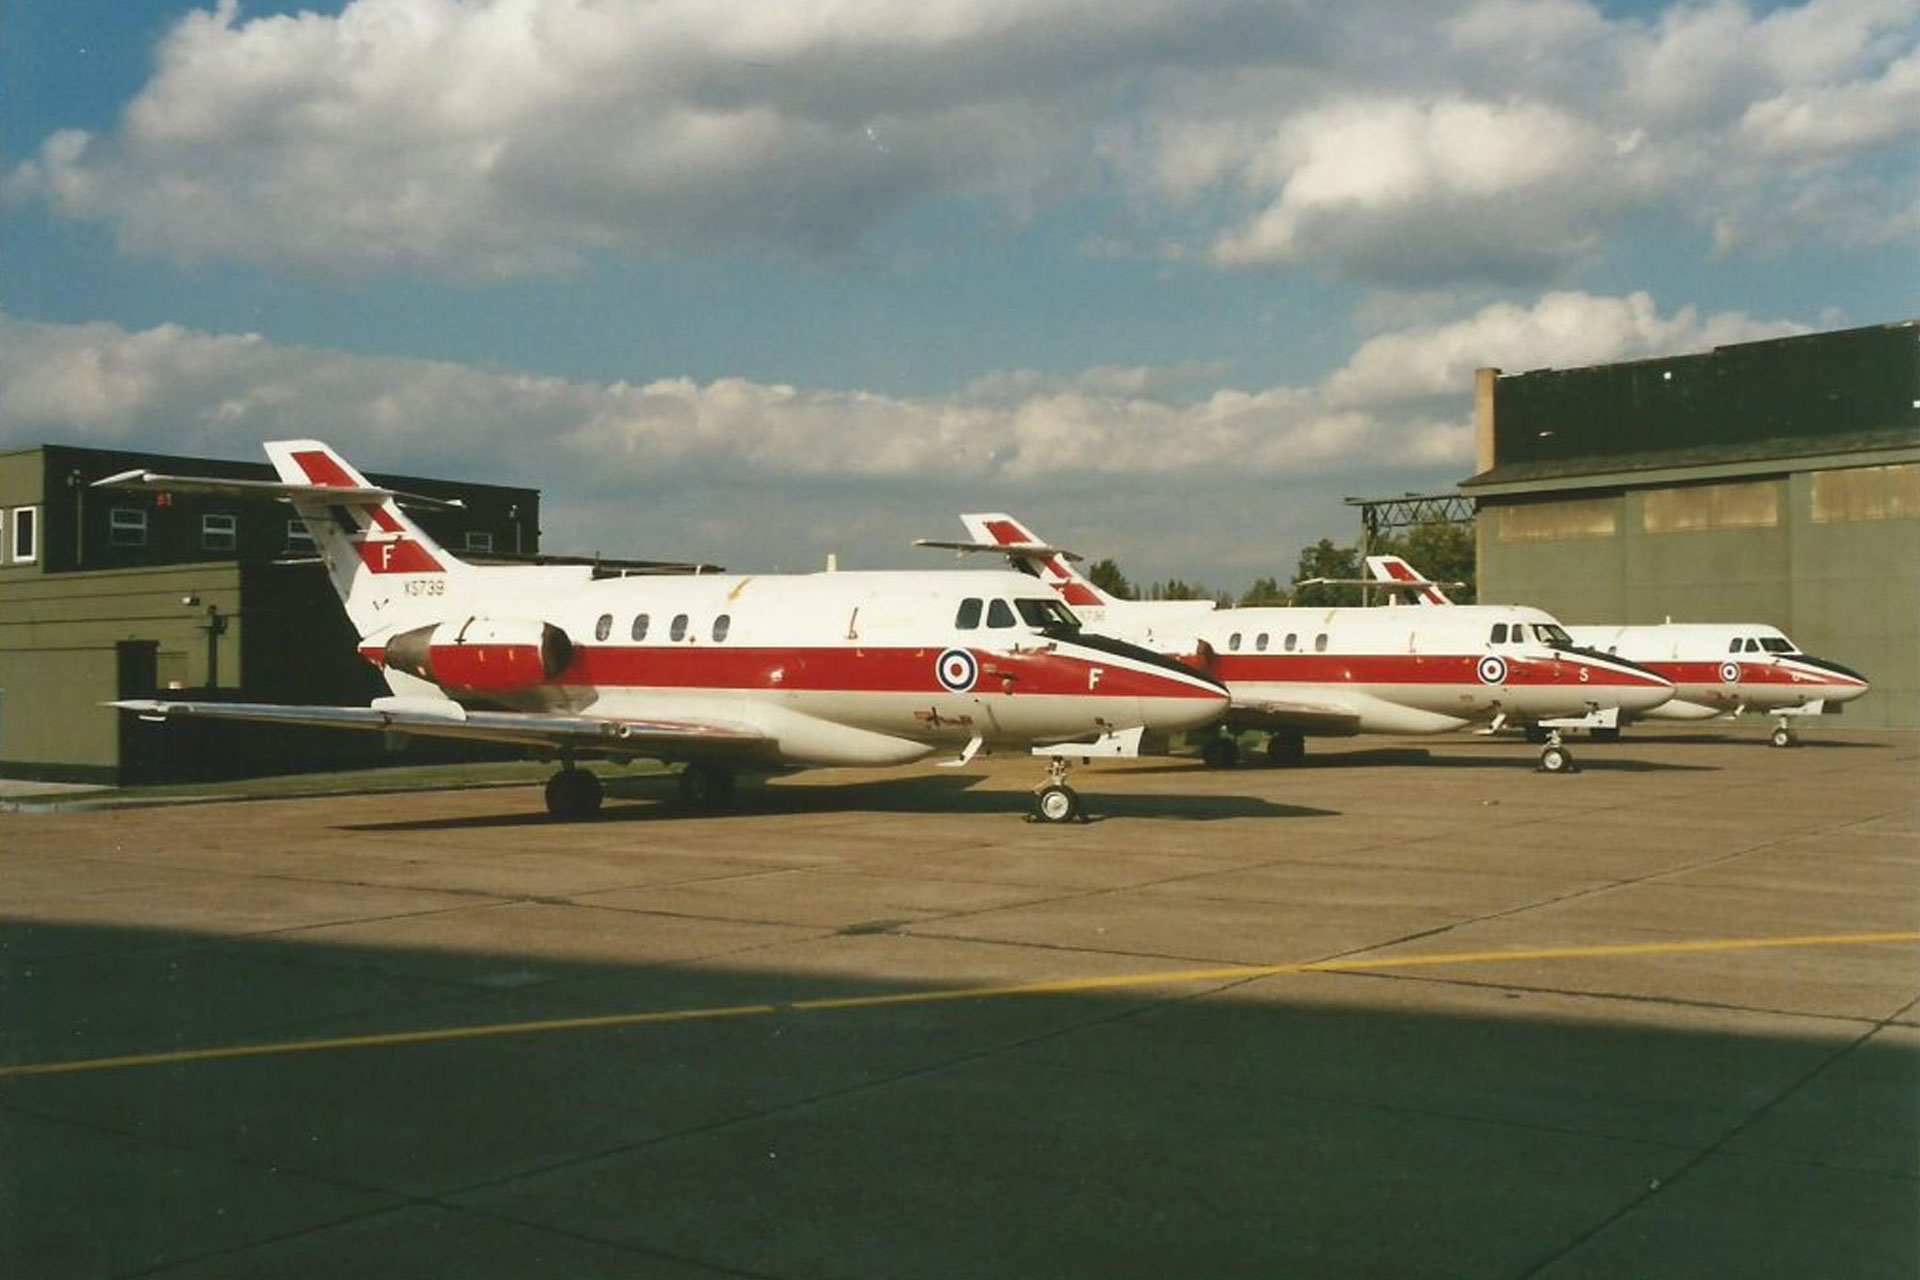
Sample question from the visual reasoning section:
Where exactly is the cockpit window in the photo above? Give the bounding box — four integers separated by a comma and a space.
1014, 597, 1079, 630
1491, 623, 1508, 644
1532, 624, 1573, 648
955, 598, 983, 630
986, 598, 1017, 628
1760, 637, 1795, 654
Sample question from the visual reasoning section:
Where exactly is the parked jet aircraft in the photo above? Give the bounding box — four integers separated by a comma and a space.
1365, 555, 1872, 746
922, 516, 1674, 773
99, 442, 1228, 822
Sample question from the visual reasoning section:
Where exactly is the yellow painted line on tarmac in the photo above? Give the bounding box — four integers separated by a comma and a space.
4, 931, 1914, 1080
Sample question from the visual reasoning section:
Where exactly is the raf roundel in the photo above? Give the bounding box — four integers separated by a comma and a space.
1720, 661, 1742, 684
1476, 654, 1509, 686
936, 647, 979, 693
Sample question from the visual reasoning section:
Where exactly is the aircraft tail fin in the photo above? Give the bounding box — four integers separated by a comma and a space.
262, 440, 469, 635
955, 513, 1116, 610
1363, 555, 1455, 606
94, 440, 469, 639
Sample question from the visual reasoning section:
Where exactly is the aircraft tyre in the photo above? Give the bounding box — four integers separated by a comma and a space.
1033, 783, 1081, 824
1201, 737, 1240, 769
1770, 725, 1797, 748
1264, 732, 1306, 766
677, 762, 737, 810
1538, 744, 1575, 774
545, 767, 604, 819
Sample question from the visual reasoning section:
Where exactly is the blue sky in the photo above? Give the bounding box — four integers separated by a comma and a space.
3, 0, 1915, 588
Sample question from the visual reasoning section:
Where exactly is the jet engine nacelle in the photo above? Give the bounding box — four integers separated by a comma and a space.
383, 618, 574, 694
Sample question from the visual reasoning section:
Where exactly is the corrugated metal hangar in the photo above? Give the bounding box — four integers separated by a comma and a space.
1462, 319, 1918, 729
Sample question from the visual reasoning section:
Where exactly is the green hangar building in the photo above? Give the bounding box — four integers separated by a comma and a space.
0, 443, 543, 784
1461, 319, 1918, 730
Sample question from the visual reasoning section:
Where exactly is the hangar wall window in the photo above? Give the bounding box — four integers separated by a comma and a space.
1642, 480, 1779, 534
1496, 498, 1618, 543
464, 531, 494, 553
286, 521, 316, 553
110, 507, 148, 548
201, 513, 237, 553
1811, 463, 1920, 524
8, 505, 38, 563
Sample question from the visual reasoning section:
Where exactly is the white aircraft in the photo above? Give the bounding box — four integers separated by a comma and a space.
1365, 555, 1872, 746
98, 441, 1229, 823
921, 515, 1675, 773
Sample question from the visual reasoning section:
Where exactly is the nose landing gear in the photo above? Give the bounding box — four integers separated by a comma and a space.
1536, 728, 1578, 774
1031, 756, 1085, 823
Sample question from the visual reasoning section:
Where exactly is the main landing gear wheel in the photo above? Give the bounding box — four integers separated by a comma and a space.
1770, 723, 1798, 749
1536, 729, 1577, 774
677, 762, 737, 810
1201, 736, 1241, 769
1264, 731, 1306, 766
544, 767, 603, 819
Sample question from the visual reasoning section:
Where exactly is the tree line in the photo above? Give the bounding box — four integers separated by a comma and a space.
1084, 520, 1477, 608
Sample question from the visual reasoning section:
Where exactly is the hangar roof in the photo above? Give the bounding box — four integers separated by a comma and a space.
1463, 319, 1920, 493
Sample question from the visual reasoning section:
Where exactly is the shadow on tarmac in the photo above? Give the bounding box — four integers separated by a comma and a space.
341, 768, 1336, 833
3, 917, 1914, 1279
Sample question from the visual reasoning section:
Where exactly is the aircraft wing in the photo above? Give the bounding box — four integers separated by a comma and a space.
109, 698, 778, 762
1221, 697, 1364, 736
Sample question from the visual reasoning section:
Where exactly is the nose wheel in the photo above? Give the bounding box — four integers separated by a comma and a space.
1031, 757, 1085, 823
1536, 729, 1578, 774
1769, 718, 1798, 748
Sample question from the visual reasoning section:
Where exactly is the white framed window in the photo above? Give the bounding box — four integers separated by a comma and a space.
9, 505, 38, 563
286, 521, 316, 553
110, 507, 148, 547
202, 513, 238, 553
464, 530, 495, 553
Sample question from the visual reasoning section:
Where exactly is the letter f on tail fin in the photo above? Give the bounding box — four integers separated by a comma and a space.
262, 440, 469, 635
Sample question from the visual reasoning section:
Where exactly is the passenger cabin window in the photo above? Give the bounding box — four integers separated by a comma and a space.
956, 598, 983, 630
670, 614, 689, 641
1256, 633, 1269, 652
1228, 633, 1242, 652
595, 613, 613, 641
1314, 633, 1328, 653
986, 599, 1016, 628
712, 614, 731, 642
1284, 633, 1298, 652
631, 614, 650, 641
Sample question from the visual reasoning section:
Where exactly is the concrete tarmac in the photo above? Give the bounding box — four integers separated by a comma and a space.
3, 727, 1916, 1278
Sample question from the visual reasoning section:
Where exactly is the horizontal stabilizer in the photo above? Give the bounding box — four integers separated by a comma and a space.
93, 469, 464, 511
914, 537, 1085, 563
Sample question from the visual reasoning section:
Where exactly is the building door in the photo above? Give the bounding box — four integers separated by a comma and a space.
115, 640, 163, 785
